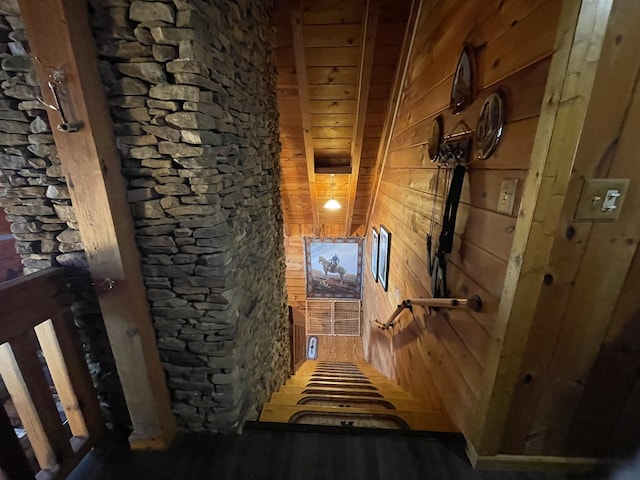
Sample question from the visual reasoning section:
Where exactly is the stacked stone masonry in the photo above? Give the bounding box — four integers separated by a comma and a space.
0, 0, 130, 430
90, 0, 290, 431
0, 0, 290, 432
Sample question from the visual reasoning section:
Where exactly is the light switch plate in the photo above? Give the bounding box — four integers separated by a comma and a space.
497, 178, 518, 215
575, 178, 630, 221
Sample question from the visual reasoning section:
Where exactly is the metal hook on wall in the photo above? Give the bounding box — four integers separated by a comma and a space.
34, 57, 82, 133
92, 278, 116, 293
438, 119, 473, 165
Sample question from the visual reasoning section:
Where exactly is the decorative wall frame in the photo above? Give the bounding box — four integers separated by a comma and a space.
476, 91, 506, 160
304, 237, 363, 299
428, 115, 443, 162
306, 336, 318, 359
378, 225, 391, 292
370, 227, 379, 282
449, 45, 475, 114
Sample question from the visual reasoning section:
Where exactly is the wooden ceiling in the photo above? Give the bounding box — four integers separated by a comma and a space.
273, 0, 413, 237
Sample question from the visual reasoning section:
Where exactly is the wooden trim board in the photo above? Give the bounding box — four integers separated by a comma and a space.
470, 0, 614, 454
466, 441, 620, 473
292, 3, 320, 231
345, 0, 379, 235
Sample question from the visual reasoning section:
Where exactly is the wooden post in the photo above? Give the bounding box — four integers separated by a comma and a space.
18, 0, 176, 449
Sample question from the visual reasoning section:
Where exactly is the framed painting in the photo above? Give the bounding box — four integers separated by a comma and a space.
378, 225, 391, 291
370, 227, 379, 282
304, 237, 364, 299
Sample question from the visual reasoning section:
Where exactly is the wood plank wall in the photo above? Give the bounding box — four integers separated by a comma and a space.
495, 0, 640, 458
284, 236, 307, 312
362, 0, 562, 440
291, 307, 306, 371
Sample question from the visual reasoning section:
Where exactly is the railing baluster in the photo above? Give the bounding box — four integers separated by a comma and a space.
0, 268, 105, 477
0, 397, 35, 480
35, 310, 104, 441
0, 333, 73, 471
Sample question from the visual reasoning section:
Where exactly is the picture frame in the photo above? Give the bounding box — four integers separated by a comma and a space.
378, 225, 391, 292
449, 44, 475, 115
370, 227, 379, 282
476, 91, 506, 160
304, 237, 364, 299
428, 115, 443, 162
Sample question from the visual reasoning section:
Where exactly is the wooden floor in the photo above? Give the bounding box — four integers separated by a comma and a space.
67, 424, 606, 480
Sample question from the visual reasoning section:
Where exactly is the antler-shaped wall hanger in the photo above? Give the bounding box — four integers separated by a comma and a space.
35, 57, 82, 133
438, 119, 473, 165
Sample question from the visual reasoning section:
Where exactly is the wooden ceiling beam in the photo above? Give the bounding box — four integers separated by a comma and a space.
365, 0, 422, 231
292, 5, 320, 232
345, 0, 380, 236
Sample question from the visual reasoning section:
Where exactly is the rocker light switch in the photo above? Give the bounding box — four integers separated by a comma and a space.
497, 178, 518, 215
575, 178, 630, 221
602, 189, 621, 212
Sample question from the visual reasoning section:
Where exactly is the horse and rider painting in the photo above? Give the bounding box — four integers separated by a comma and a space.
304, 238, 364, 299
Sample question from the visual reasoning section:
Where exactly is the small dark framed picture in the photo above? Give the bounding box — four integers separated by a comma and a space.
450, 44, 475, 114
370, 227, 379, 282
476, 91, 506, 160
378, 225, 391, 291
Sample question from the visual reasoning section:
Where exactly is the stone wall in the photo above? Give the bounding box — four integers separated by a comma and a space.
0, 0, 130, 430
0, 0, 288, 433
89, 0, 290, 431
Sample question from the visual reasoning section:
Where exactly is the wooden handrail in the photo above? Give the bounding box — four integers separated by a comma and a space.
370, 296, 482, 330
0, 268, 105, 479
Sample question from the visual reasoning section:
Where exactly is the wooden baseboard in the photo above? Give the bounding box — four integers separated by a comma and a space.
466, 441, 620, 473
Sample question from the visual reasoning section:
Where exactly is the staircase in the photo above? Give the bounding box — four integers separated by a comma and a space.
259, 360, 456, 432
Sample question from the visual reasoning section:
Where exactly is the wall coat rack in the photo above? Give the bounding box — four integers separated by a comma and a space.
35, 57, 82, 133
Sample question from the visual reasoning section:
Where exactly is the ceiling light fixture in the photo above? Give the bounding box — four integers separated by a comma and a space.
324, 174, 341, 210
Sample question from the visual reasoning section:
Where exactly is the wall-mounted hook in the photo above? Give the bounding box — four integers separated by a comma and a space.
100, 278, 115, 291
92, 278, 115, 293
34, 57, 81, 133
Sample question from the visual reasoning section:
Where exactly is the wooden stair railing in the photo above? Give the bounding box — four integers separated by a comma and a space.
0, 268, 105, 480
370, 296, 482, 330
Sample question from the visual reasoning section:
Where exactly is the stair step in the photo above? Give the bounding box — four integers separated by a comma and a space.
309, 374, 370, 381
285, 380, 407, 392
315, 361, 357, 367
296, 366, 387, 378
259, 404, 456, 432
277, 385, 417, 400
267, 392, 433, 412
298, 363, 397, 382
288, 369, 399, 381
293, 371, 364, 377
